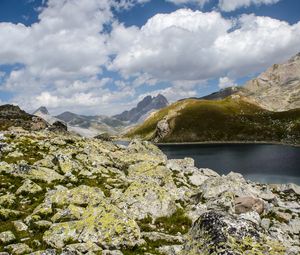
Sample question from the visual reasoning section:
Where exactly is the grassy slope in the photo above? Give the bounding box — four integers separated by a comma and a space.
126, 97, 300, 144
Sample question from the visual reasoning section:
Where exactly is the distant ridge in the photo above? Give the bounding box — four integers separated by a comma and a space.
114, 94, 169, 123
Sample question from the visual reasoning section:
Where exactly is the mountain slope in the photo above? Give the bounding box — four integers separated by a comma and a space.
126, 96, 300, 144
243, 53, 300, 111
114, 94, 169, 123
191, 53, 300, 112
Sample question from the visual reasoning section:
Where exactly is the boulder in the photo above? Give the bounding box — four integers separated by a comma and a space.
43, 201, 140, 249
45, 185, 104, 207
235, 196, 265, 215
117, 180, 177, 220
0, 231, 16, 244
12, 221, 28, 232
184, 211, 286, 255
48, 121, 68, 132
200, 172, 260, 199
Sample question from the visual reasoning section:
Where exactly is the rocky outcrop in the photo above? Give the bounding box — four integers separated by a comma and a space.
244, 52, 300, 111
154, 118, 171, 142
0, 104, 48, 131
0, 130, 299, 254
48, 121, 68, 132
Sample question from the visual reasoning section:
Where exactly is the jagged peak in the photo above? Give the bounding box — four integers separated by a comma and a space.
33, 106, 49, 115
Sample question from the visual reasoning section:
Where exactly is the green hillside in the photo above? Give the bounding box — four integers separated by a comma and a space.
126, 97, 300, 144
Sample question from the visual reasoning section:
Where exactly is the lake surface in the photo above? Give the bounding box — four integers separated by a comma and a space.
158, 143, 300, 185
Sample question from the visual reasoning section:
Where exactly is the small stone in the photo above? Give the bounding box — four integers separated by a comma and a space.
289, 218, 300, 234
64, 242, 102, 253
16, 179, 42, 195
34, 220, 52, 229
0, 193, 16, 207
5, 243, 32, 254
102, 250, 123, 255
239, 211, 261, 225
13, 221, 28, 232
275, 211, 292, 223
261, 218, 271, 230
158, 245, 183, 255
0, 231, 16, 244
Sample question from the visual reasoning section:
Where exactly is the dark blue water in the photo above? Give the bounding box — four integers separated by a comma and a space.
158, 144, 300, 185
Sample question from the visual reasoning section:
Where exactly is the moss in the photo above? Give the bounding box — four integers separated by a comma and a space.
138, 215, 154, 232
121, 237, 179, 255
229, 236, 286, 255
264, 211, 288, 224
154, 208, 192, 235
1, 137, 49, 165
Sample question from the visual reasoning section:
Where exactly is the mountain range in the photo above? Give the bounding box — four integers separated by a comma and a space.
1, 53, 299, 142
31, 94, 169, 137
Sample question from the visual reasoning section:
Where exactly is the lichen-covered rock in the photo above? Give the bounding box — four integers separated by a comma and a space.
24, 166, 64, 183
200, 172, 260, 199
0, 130, 299, 254
117, 180, 177, 220
34, 220, 52, 229
0, 208, 22, 220
0, 193, 16, 207
12, 221, 28, 232
51, 204, 84, 222
0, 231, 16, 244
5, 243, 32, 254
63, 242, 102, 253
184, 211, 286, 255
43, 201, 141, 249
29, 249, 57, 255
45, 185, 104, 207
16, 179, 42, 195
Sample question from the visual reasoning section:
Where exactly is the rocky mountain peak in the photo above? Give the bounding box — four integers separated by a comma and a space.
114, 94, 169, 123
33, 106, 49, 115
244, 52, 300, 111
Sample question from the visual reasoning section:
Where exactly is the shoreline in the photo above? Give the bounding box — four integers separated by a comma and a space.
155, 141, 300, 147
115, 139, 300, 147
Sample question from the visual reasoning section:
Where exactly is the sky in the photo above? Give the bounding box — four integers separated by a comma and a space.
0, 0, 299, 115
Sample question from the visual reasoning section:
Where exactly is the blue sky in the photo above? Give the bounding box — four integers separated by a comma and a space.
0, 0, 299, 115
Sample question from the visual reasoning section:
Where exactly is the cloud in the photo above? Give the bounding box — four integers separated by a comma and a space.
165, 0, 280, 11
111, 9, 300, 83
218, 0, 281, 12
0, 0, 139, 114
0, 1, 299, 115
166, 0, 210, 7
218, 77, 237, 89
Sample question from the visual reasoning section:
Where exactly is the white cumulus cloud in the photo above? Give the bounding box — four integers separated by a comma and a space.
111, 9, 300, 83
166, 0, 210, 7
218, 0, 281, 12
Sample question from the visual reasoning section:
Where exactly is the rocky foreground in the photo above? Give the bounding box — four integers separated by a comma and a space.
0, 130, 299, 255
